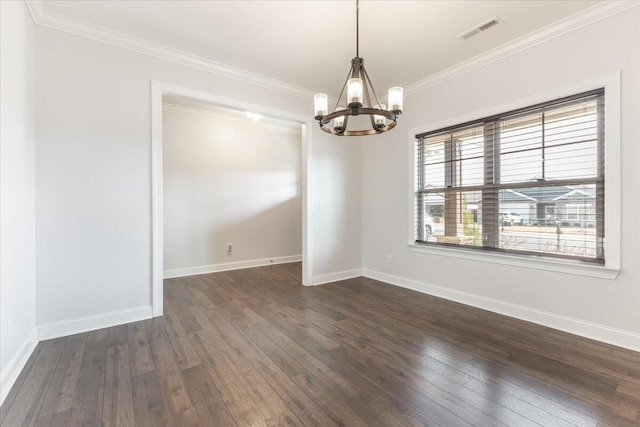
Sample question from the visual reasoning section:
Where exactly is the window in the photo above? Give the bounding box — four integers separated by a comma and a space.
414, 89, 604, 264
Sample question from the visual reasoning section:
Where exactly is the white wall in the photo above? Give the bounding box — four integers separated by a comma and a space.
162, 106, 302, 274
0, 0, 38, 404
35, 26, 362, 329
312, 134, 362, 281
362, 8, 640, 347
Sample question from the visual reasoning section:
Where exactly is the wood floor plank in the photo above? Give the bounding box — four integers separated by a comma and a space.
195, 299, 345, 426
188, 329, 272, 426
180, 364, 238, 427
210, 308, 371, 426
33, 334, 87, 426
164, 283, 202, 333
0, 343, 44, 425
192, 307, 307, 426
68, 329, 108, 427
102, 344, 135, 427
131, 370, 168, 426
127, 321, 155, 377
2, 263, 639, 426
1, 339, 65, 427
145, 318, 196, 425
106, 324, 130, 348
160, 306, 201, 370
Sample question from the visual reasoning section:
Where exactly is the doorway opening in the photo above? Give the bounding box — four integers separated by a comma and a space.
151, 81, 312, 317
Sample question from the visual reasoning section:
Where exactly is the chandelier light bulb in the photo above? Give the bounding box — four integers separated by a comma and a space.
314, 93, 328, 119
388, 87, 403, 112
333, 107, 346, 130
374, 104, 387, 127
347, 78, 363, 107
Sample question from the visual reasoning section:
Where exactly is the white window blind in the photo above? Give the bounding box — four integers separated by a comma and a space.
415, 89, 604, 264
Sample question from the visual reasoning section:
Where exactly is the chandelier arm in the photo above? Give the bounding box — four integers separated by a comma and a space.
369, 113, 378, 132
361, 67, 372, 108
361, 75, 378, 131
364, 75, 381, 132
334, 64, 354, 112
362, 65, 383, 109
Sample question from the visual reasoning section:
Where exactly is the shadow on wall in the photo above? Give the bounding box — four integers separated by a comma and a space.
163, 184, 302, 271
162, 105, 303, 273
209, 196, 303, 263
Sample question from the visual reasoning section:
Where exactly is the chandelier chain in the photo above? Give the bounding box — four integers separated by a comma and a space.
356, 0, 359, 58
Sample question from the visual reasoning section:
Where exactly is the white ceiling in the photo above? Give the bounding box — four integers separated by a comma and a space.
163, 94, 302, 134
38, 0, 600, 97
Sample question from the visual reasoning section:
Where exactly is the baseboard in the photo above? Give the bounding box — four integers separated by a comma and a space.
312, 269, 363, 286
38, 305, 153, 341
363, 269, 640, 352
0, 328, 38, 406
164, 255, 302, 279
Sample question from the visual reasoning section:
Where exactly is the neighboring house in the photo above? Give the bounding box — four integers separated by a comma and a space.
502, 186, 595, 226
424, 183, 596, 226
477, 185, 596, 226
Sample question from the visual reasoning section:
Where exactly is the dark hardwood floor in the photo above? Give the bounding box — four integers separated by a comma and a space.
2, 262, 639, 426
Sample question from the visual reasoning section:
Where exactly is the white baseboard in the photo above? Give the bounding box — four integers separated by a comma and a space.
312, 269, 363, 286
164, 255, 302, 279
1, 328, 38, 406
363, 269, 640, 352
38, 305, 153, 341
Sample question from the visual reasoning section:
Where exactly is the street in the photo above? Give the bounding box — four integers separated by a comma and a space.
429, 224, 597, 257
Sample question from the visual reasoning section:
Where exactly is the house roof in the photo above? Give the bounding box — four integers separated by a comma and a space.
554, 188, 595, 201
471, 185, 595, 204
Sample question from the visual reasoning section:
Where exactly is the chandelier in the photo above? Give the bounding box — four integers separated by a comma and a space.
313, 0, 403, 136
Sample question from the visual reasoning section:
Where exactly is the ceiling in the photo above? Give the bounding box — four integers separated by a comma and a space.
163, 95, 302, 135
38, 0, 600, 97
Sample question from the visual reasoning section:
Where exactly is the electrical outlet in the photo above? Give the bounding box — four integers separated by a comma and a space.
227, 243, 232, 255
386, 254, 392, 264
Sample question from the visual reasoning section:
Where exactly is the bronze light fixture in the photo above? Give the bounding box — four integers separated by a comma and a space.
313, 0, 403, 136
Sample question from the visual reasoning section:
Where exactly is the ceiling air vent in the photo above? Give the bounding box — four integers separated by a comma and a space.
457, 17, 501, 40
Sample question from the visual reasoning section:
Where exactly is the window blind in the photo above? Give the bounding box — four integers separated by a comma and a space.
415, 89, 604, 264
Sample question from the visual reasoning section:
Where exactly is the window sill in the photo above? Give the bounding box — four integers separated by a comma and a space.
408, 244, 620, 280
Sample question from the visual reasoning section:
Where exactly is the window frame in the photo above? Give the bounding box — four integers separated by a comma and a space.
407, 73, 621, 279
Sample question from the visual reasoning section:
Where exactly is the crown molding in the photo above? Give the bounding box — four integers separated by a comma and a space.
24, 0, 316, 101
404, 1, 640, 97
25, 1, 638, 101
24, 0, 45, 24
163, 103, 302, 136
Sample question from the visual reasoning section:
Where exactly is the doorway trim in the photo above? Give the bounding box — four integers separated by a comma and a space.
151, 80, 313, 316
